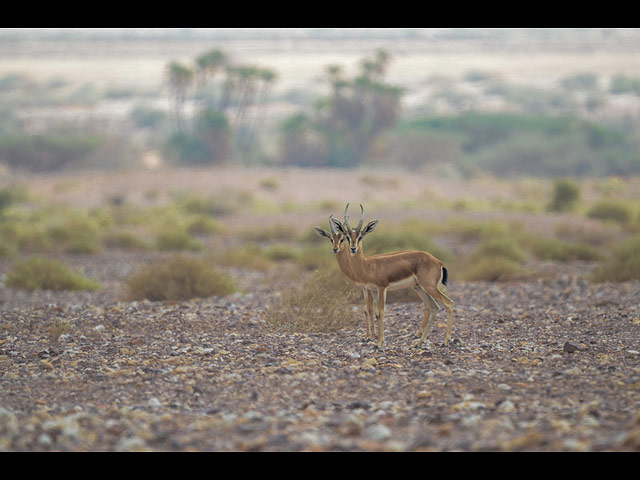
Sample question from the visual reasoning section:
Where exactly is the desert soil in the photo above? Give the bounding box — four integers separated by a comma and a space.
1, 251, 640, 452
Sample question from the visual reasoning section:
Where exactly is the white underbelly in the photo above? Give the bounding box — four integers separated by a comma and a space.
363, 275, 415, 292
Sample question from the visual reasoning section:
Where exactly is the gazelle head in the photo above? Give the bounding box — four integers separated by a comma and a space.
332, 203, 378, 256
314, 215, 346, 255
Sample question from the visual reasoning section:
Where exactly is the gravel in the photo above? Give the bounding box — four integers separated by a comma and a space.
1, 252, 639, 451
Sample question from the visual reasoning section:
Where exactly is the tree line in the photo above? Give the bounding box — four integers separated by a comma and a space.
165, 48, 404, 168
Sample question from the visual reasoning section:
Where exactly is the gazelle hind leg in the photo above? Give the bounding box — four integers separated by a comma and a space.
412, 283, 440, 347
414, 289, 432, 338
434, 287, 454, 345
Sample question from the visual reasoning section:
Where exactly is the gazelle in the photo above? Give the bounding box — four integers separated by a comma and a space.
314, 216, 376, 342
332, 204, 454, 349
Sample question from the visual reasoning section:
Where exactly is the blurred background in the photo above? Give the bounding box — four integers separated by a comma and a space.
2, 28, 640, 177
1, 28, 639, 299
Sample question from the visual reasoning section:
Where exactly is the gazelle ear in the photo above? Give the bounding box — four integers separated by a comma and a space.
362, 220, 378, 236
314, 226, 331, 239
331, 218, 347, 235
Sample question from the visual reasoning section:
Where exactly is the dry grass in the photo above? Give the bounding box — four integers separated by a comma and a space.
264, 267, 360, 333
6, 256, 101, 291
124, 254, 236, 301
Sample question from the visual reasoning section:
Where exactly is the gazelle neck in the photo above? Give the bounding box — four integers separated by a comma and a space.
335, 244, 357, 279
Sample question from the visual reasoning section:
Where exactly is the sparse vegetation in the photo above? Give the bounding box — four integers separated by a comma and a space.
548, 178, 581, 212
458, 235, 527, 282
264, 267, 360, 333
471, 236, 528, 264
213, 244, 274, 271
362, 226, 453, 263
592, 234, 640, 282
586, 199, 633, 225
6, 256, 101, 291
459, 256, 525, 282
154, 226, 203, 252
522, 235, 605, 262
102, 230, 150, 251
124, 254, 236, 301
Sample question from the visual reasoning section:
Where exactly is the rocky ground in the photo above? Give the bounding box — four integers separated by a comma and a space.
1, 252, 639, 451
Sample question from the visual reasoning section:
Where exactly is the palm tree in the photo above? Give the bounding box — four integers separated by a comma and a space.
195, 48, 228, 108
166, 61, 193, 133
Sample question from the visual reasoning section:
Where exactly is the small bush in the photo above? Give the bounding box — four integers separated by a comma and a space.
554, 221, 617, 247
0, 185, 28, 214
459, 256, 524, 282
175, 190, 254, 217
0, 132, 101, 172
125, 254, 236, 301
6, 256, 101, 291
363, 228, 453, 262
47, 215, 102, 254
458, 235, 527, 282
265, 243, 301, 262
586, 199, 633, 225
214, 244, 274, 271
521, 234, 604, 262
298, 245, 335, 271
186, 216, 223, 236
238, 224, 299, 242
102, 230, 150, 251
592, 235, 640, 282
155, 227, 203, 252
472, 236, 528, 264
264, 267, 360, 333
0, 236, 17, 258
548, 178, 581, 212
442, 218, 523, 243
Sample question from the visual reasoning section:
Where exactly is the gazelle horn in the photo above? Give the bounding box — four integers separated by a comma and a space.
329, 214, 337, 234
357, 204, 364, 233
344, 203, 352, 232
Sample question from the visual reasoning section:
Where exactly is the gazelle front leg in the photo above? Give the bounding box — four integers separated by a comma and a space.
375, 287, 387, 349
362, 288, 375, 342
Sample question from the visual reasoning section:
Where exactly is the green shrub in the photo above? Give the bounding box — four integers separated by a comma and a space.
298, 245, 335, 271
264, 267, 360, 333
560, 73, 598, 91
47, 214, 102, 254
155, 227, 203, 252
0, 185, 28, 214
0, 236, 17, 258
457, 235, 528, 282
265, 243, 301, 262
554, 221, 617, 247
175, 190, 254, 216
610, 74, 640, 95
472, 236, 528, 264
0, 132, 101, 172
521, 234, 604, 262
459, 256, 524, 282
238, 224, 299, 243
592, 235, 640, 282
548, 178, 581, 212
102, 230, 150, 251
125, 254, 236, 301
363, 228, 453, 262
586, 199, 633, 225
214, 244, 274, 271
186, 216, 223, 236
441, 218, 522, 243
6, 256, 101, 291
